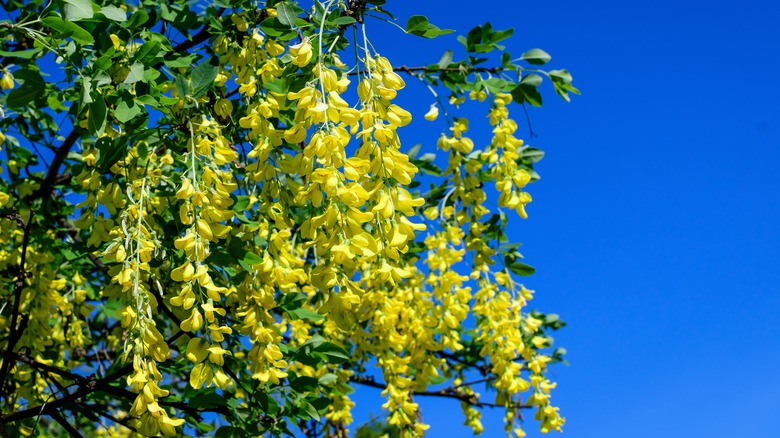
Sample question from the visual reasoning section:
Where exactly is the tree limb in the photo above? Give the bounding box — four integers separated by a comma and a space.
0, 208, 35, 397
350, 375, 524, 409
348, 65, 503, 77
51, 411, 85, 438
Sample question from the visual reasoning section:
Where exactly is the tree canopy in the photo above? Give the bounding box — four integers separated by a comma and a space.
0, 0, 577, 436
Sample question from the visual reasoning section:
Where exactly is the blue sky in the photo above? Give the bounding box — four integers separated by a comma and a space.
348, 1, 780, 436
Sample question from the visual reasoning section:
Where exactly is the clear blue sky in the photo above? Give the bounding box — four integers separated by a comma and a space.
349, 1, 780, 436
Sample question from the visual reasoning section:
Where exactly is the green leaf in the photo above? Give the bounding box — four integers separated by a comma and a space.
80, 77, 94, 106
214, 426, 237, 438
289, 375, 319, 392
61, 248, 80, 261
520, 147, 544, 163
489, 28, 514, 44
418, 161, 442, 176
189, 392, 228, 409
259, 17, 288, 37
314, 342, 350, 364
101, 298, 121, 319
405, 15, 429, 36
238, 250, 263, 265
548, 69, 579, 102
481, 77, 513, 93
191, 58, 218, 98
126, 9, 149, 28
232, 195, 251, 212
205, 250, 236, 267
134, 41, 161, 65
278, 292, 306, 311
301, 401, 320, 421
418, 153, 436, 162
331, 16, 356, 26
438, 50, 452, 69
113, 99, 141, 123
423, 24, 454, 38
6, 69, 45, 108
175, 74, 190, 98
520, 48, 551, 65
0, 48, 42, 59
276, 2, 297, 27
406, 143, 421, 160
42, 17, 94, 44
63, 0, 94, 22
511, 84, 543, 107
227, 243, 263, 271
96, 136, 124, 173
318, 373, 338, 386
286, 308, 324, 322
122, 62, 144, 84
548, 69, 573, 83
87, 93, 106, 135
507, 261, 535, 276
520, 73, 543, 87
99, 5, 126, 22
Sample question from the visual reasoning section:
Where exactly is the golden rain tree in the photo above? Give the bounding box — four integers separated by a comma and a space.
0, 0, 577, 436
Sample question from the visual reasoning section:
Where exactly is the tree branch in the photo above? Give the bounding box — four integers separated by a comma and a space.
0, 324, 188, 424
347, 65, 503, 77
0, 208, 35, 397
51, 410, 85, 438
31, 129, 80, 204
3, 350, 85, 383
93, 409, 138, 433
58, 217, 107, 271
350, 375, 523, 409
0, 362, 131, 423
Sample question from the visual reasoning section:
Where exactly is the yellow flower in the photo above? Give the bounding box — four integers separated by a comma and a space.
1, 72, 14, 90
180, 308, 204, 332
185, 338, 209, 363
266, 39, 285, 56
215, 99, 233, 118
109, 34, 122, 51
190, 362, 213, 388
424, 104, 439, 121
230, 13, 249, 32
289, 39, 313, 67
385, 104, 412, 127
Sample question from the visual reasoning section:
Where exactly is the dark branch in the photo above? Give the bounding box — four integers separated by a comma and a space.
58, 217, 107, 271
0, 362, 132, 423
0, 208, 35, 397
51, 411, 85, 438
94, 409, 138, 433
348, 65, 503, 77
350, 375, 523, 409
4, 350, 85, 383
31, 130, 80, 203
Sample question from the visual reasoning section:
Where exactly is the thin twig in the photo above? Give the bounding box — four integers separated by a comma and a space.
347, 65, 502, 77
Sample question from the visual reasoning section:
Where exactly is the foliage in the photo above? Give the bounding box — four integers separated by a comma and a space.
0, 0, 576, 436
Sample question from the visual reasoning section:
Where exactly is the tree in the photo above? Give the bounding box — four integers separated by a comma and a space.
0, 0, 577, 436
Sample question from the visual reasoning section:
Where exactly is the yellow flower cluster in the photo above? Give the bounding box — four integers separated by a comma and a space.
170, 117, 236, 390
484, 93, 533, 219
